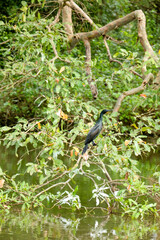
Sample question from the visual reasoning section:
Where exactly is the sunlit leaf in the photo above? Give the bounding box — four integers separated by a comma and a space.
125, 140, 131, 146
134, 141, 141, 156
56, 109, 68, 120
59, 66, 65, 73
127, 185, 131, 192
131, 123, 138, 129
70, 150, 73, 157
0, 179, 5, 188
83, 152, 89, 161
73, 147, 79, 156
140, 94, 147, 98
37, 122, 41, 129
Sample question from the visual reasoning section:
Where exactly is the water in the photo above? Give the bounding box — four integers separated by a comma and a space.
0, 210, 159, 240
0, 146, 160, 240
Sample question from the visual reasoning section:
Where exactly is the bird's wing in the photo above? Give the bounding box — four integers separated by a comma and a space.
85, 122, 102, 144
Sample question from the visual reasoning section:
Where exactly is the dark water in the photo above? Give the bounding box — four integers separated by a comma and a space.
0, 147, 160, 240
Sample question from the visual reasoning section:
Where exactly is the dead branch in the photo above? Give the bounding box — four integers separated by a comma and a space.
136, 10, 158, 77
69, 10, 138, 49
0, 39, 10, 45
69, 9, 158, 70
49, 5, 63, 28
105, 35, 124, 44
103, 36, 122, 65
62, 4, 73, 36
34, 172, 77, 198
66, 0, 98, 29
113, 73, 154, 112
83, 38, 98, 99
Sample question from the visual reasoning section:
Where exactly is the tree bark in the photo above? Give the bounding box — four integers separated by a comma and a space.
62, 5, 73, 36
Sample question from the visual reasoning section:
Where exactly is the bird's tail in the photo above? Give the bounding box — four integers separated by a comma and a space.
82, 144, 88, 155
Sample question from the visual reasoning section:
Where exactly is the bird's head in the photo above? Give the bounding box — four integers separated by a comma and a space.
100, 109, 111, 116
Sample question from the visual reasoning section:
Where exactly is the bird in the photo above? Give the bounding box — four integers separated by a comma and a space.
82, 109, 111, 155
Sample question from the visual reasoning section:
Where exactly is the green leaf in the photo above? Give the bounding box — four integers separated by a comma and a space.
0, 126, 11, 132
0, 21, 4, 25
134, 141, 141, 156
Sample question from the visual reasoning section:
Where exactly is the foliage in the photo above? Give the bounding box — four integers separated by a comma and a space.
0, 0, 160, 219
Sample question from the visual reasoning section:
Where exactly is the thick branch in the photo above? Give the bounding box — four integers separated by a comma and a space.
66, 0, 98, 29
69, 10, 159, 70
153, 70, 160, 89
69, 10, 138, 49
83, 39, 98, 99
62, 4, 73, 36
113, 73, 154, 112
136, 10, 158, 76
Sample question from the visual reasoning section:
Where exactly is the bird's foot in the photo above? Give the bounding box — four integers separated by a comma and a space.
92, 141, 97, 146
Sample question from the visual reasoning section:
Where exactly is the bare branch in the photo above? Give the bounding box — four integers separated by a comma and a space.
62, 4, 73, 36
0, 39, 10, 45
113, 73, 154, 112
136, 10, 159, 77
104, 36, 122, 65
69, 10, 137, 49
49, 5, 63, 27
66, 0, 98, 29
105, 35, 124, 44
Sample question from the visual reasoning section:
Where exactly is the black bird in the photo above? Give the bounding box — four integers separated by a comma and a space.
82, 109, 111, 155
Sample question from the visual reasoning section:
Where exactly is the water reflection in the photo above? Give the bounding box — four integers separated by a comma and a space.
0, 210, 159, 240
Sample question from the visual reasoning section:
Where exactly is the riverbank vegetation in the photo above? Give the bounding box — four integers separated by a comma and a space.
0, 0, 160, 218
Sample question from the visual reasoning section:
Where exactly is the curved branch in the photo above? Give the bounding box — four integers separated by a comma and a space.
113, 73, 154, 112
103, 36, 122, 65
69, 10, 138, 49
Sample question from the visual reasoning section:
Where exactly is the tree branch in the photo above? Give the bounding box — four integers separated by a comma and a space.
69, 10, 138, 49
113, 73, 154, 112
103, 36, 122, 65
66, 0, 98, 29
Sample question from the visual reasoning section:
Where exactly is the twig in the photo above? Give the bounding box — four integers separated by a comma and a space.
34, 172, 76, 198
0, 39, 10, 45
49, 4, 63, 27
